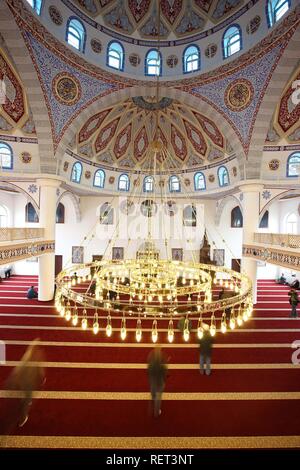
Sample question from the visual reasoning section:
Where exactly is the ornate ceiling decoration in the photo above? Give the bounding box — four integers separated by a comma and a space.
0, 47, 36, 135
74, 0, 243, 39
265, 66, 300, 145
75, 97, 227, 169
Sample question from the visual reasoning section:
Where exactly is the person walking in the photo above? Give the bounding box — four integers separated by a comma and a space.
147, 347, 168, 417
288, 288, 299, 318
199, 324, 214, 376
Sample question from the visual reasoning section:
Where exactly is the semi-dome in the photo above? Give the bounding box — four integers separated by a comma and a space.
72, 96, 229, 170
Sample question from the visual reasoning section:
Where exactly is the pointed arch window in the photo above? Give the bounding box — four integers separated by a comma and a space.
100, 202, 114, 225
56, 203, 65, 224
267, 0, 290, 27
145, 49, 162, 76
231, 206, 243, 227
25, 202, 39, 223
287, 152, 300, 177
66, 18, 86, 52
285, 213, 298, 234
94, 169, 105, 188
143, 176, 154, 193
107, 41, 124, 71
183, 205, 197, 227
259, 211, 269, 228
183, 45, 200, 73
218, 166, 230, 187
25, 0, 42, 15
169, 175, 181, 193
71, 162, 82, 183
0, 142, 13, 170
223, 25, 242, 58
194, 172, 206, 191
118, 174, 130, 192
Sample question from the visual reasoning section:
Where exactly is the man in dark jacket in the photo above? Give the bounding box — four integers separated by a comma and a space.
199, 324, 214, 375
288, 288, 299, 318
147, 348, 168, 417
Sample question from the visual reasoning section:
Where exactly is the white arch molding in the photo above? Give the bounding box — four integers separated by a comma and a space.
57, 191, 81, 223
246, 14, 300, 179
57, 86, 246, 177
0, 182, 40, 215
0, 1, 55, 174
215, 194, 243, 226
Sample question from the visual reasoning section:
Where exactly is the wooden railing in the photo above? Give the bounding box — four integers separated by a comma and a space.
243, 244, 300, 270
0, 228, 44, 242
0, 240, 55, 265
253, 232, 300, 249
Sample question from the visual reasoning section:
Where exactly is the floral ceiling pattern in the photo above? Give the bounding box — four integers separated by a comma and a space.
75, 97, 227, 169
73, 0, 243, 38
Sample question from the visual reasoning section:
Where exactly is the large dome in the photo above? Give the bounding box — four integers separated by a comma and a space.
72, 96, 229, 170
71, 0, 244, 40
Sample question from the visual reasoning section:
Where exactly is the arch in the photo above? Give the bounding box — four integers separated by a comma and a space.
118, 173, 130, 192
107, 41, 124, 71
259, 210, 269, 228
100, 202, 114, 225
267, 0, 291, 28
57, 191, 81, 222
215, 195, 242, 226
66, 17, 86, 52
246, 22, 300, 179
284, 212, 298, 234
58, 86, 246, 177
25, 202, 39, 223
169, 175, 181, 193
56, 202, 65, 224
259, 189, 300, 216
218, 166, 230, 187
231, 206, 243, 227
145, 49, 162, 76
287, 152, 300, 177
93, 169, 105, 188
143, 175, 154, 193
222, 24, 242, 59
194, 172, 206, 191
0, 142, 13, 169
71, 161, 82, 183
183, 44, 200, 74
25, 0, 43, 15
183, 205, 197, 227
0, 2, 55, 173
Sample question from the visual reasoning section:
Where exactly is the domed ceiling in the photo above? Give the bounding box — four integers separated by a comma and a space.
73, 0, 244, 39
73, 97, 229, 170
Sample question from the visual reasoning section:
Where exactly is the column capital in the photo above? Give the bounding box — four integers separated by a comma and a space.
36, 176, 62, 188
238, 182, 264, 193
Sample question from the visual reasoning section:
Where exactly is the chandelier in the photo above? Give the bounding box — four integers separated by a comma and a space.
55, 0, 253, 341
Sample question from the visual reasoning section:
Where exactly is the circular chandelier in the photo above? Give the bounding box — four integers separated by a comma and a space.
55, 0, 253, 342
55, 258, 253, 343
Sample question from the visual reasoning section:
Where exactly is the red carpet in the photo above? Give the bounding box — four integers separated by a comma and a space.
0, 275, 300, 448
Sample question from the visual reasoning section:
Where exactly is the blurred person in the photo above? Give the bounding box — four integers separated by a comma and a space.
4, 339, 45, 429
199, 324, 214, 376
27, 285, 38, 299
147, 347, 168, 417
276, 273, 286, 285
288, 288, 299, 318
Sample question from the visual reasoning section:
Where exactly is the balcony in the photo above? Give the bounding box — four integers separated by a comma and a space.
243, 232, 300, 270
0, 228, 54, 265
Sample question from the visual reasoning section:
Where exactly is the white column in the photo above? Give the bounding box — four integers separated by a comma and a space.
37, 178, 61, 301
239, 183, 264, 304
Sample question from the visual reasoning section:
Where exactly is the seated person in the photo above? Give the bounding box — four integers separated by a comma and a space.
4, 265, 12, 278
277, 273, 286, 285
290, 278, 300, 289
27, 286, 38, 299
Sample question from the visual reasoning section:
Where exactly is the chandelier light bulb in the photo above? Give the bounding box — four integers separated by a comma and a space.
168, 319, 174, 343
221, 322, 227, 334
237, 315, 243, 326
136, 318, 142, 342
243, 310, 248, 322
65, 309, 71, 321
106, 324, 112, 337
197, 326, 204, 339
219, 279, 223, 287
152, 319, 158, 343
121, 327, 127, 340
81, 318, 88, 330
210, 325, 216, 337
72, 314, 78, 326
93, 322, 99, 335
71, 278, 76, 286
230, 318, 236, 330
225, 280, 229, 288
183, 328, 190, 342
59, 307, 65, 317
